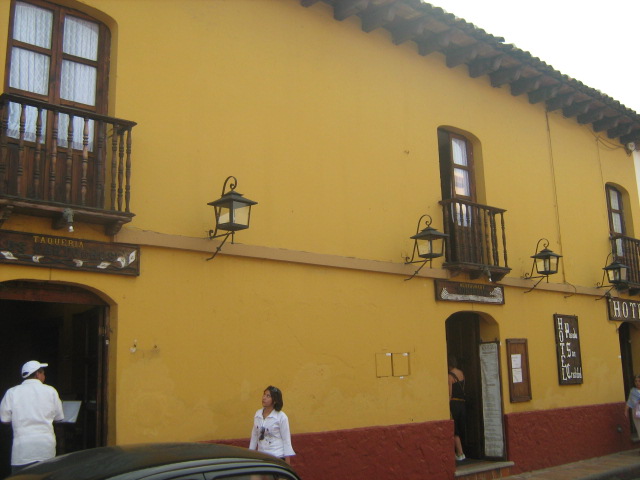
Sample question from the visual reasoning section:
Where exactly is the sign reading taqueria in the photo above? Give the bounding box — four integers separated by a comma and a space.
435, 279, 505, 304
607, 297, 640, 321
0, 230, 140, 276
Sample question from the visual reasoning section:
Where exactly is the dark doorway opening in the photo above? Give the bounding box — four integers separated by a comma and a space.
446, 312, 483, 459
0, 281, 109, 478
619, 322, 635, 436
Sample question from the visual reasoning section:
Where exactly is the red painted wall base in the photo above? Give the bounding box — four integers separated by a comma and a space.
504, 402, 634, 474
212, 403, 635, 480
215, 419, 455, 480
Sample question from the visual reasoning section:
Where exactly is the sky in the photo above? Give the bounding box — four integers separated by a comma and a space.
428, 0, 640, 114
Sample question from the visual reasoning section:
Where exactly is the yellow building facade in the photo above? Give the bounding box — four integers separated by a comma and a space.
1, 1, 639, 479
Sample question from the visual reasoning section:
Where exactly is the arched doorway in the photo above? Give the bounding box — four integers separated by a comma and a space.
446, 311, 505, 461
0, 281, 109, 478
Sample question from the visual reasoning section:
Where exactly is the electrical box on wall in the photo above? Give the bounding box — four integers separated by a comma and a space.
375, 352, 410, 378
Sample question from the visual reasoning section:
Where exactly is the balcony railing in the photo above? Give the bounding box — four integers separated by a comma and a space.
440, 198, 511, 281
0, 93, 136, 235
612, 234, 640, 291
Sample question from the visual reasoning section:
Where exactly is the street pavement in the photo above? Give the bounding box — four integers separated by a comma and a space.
501, 449, 640, 480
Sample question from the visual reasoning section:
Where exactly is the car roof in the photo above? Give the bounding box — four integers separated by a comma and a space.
7, 443, 298, 480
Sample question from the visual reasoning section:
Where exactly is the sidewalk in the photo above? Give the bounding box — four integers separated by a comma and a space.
502, 448, 640, 480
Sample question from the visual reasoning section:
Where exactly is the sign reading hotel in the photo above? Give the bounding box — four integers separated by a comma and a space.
0, 230, 140, 276
435, 279, 505, 304
553, 314, 583, 385
607, 297, 640, 322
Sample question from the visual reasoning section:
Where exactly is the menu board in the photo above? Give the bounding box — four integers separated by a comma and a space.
479, 342, 505, 458
506, 339, 532, 402
553, 314, 583, 385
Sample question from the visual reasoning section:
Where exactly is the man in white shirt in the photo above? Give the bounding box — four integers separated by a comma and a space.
0, 360, 64, 474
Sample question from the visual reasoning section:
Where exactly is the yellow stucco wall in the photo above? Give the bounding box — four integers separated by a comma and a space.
0, 0, 638, 445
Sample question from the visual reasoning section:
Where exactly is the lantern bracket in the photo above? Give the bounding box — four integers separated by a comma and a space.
206, 231, 234, 261
208, 176, 237, 240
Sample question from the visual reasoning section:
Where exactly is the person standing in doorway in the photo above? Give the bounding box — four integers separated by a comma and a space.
249, 386, 295, 465
448, 355, 466, 462
0, 360, 64, 474
625, 374, 640, 437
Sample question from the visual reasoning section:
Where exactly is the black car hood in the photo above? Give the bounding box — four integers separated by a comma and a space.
7, 443, 290, 480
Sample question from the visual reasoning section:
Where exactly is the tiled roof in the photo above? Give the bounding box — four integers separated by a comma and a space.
300, 0, 640, 147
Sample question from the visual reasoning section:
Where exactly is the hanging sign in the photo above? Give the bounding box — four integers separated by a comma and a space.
553, 314, 583, 384
607, 297, 640, 322
435, 280, 504, 304
0, 230, 140, 276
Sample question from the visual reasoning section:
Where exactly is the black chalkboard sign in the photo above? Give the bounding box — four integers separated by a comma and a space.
553, 314, 583, 385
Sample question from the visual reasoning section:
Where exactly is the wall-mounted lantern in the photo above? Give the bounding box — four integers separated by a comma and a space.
604, 259, 629, 286
523, 238, 562, 293
596, 253, 629, 299
404, 214, 448, 281
206, 176, 257, 261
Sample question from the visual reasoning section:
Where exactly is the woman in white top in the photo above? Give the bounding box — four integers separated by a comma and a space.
249, 386, 295, 465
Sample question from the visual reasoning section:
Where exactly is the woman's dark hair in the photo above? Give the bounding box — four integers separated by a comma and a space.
266, 385, 284, 411
448, 354, 459, 369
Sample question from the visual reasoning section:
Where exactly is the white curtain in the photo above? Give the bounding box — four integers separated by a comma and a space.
8, 3, 98, 151
8, 1, 51, 143
609, 188, 624, 256
451, 138, 471, 197
13, 1, 51, 48
451, 137, 472, 225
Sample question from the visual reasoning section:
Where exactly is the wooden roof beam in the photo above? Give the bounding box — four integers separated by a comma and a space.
563, 100, 592, 118
577, 107, 605, 124
592, 116, 620, 132
333, 0, 370, 21
608, 122, 634, 139
416, 29, 452, 56
467, 55, 503, 78
510, 76, 542, 96
546, 92, 576, 112
391, 17, 428, 45
446, 44, 479, 68
490, 66, 523, 87
361, 4, 397, 32
621, 129, 640, 145
528, 85, 560, 104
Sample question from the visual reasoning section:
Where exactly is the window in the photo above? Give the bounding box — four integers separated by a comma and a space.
438, 129, 477, 226
606, 184, 626, 257
606, 185, 626, 236
438, 129, 476, 202
6, 0, 110, 148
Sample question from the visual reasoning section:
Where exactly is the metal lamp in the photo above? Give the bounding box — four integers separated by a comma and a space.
604, 259, 628, 285
523, 238, 562, 293
596, 253, 629, 299
404, 214, 448, 281
207, 176, 257, 261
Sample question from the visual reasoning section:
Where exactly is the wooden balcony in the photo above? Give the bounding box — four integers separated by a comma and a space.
440, 198, 511, 281
0, 93, 136, 235
612, 234, 640, 294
